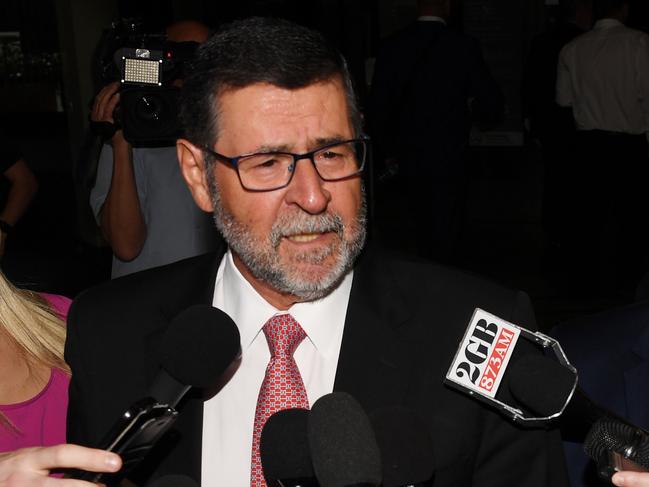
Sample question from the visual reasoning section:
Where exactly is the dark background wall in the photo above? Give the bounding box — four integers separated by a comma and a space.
2, 0, 648, 327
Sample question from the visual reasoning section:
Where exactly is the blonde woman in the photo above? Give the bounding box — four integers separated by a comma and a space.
0, 272, 71, 452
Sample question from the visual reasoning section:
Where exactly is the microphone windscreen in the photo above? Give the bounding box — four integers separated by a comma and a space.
260, 408, 313, 481
308, 392, 382, 487
370, 407, 435, 487
160, 305, 240, 388
585, 418, 649, 468
147, 474, 198, 487
508, 354, 576, 416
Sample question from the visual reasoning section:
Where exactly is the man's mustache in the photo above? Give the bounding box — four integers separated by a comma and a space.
269, 212, 345, 248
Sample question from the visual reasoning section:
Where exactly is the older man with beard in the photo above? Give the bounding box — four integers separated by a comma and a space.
64, 17, 569, 487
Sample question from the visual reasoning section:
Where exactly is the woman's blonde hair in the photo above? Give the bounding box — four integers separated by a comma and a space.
0, 272, 69, 374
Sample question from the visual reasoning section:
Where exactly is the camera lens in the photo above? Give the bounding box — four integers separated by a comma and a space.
121, 87, 180, 145
135, 94, 166, 122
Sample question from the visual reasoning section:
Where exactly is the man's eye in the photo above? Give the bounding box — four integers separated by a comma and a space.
320, 150, 343, 159
253, 158, 279, 169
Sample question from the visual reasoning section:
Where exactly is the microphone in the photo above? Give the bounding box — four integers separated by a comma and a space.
73, 304, 240, 482
369, 407, 435, 487
148, 304, 241, 407
147, 474, 199, 487
584, 419, 649, 477
308, 392, 382, 487
444, 307, 572, 425
508, 354, 649, 478
260, 408, 316, 487
508, 354, 624, 436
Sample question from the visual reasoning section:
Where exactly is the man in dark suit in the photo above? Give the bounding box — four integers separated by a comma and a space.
552, 302, 649, 487
65, 17, 568, 486
369, 0, 504, 261
522, 0, 591, 253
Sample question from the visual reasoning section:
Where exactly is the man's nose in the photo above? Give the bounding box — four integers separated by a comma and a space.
284, 157, 331, 214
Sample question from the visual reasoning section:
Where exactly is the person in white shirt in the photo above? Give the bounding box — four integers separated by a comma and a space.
556, 0, 649, 295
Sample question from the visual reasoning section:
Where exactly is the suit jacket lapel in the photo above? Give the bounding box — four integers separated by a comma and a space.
334, 247, 417, 412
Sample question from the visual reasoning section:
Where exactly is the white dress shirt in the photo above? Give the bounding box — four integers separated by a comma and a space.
201, 250, 352, 486
556, 18, 649, 134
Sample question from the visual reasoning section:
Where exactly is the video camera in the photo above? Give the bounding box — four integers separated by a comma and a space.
93, 19, 198, 147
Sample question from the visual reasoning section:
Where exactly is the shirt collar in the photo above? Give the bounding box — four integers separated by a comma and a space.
417, 15, 447, 25
217, 249, 353, 358
594, 18, 624, 30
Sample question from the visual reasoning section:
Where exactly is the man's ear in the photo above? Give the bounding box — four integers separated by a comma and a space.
177, 138, 214, 212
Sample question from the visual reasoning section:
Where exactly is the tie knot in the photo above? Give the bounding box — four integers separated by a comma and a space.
263, 314, 306, 357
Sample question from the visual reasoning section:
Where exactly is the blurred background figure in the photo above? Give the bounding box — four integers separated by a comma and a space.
369, 0, 504, 262
552, 300, 649, 487
0, 130, 38, 260
556, 0, 649, 295
89, 20, 219, 278
522, 0, 592, 261
0, 270, 70, 452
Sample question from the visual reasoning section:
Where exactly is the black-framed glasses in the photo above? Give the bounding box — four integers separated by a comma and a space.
202, 137, 369, 192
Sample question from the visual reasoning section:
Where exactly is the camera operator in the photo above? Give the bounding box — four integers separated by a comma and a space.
90, 20, 218, 278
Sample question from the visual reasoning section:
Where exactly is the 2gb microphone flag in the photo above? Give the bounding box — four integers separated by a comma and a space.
446, 308, 520, 399
445, 308, 576, 425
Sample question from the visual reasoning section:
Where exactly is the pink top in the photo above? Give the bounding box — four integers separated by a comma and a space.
0, 293, 72, 452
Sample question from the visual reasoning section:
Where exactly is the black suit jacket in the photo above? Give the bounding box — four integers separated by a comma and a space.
552, 303, 649, 487
66, 244, 569, 486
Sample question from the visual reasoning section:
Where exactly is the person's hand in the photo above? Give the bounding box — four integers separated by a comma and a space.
91, 82, 127, 145
0, 444, 121, 486
612, 471, 649, 486
91, 82, 121, 125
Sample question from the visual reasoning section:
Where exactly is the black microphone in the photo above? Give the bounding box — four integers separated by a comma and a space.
584, 418, 649, 477
260, 408, 316, 487
508, 354, 625, 436
508, 354, 649, 479
148, 304, 241, 407
308, 392, 382, 487
72, 304, 240, 482
369, 407, 435, 487
147, 474, 199, 487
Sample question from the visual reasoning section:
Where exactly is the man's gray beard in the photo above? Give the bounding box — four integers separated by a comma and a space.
207, 176, 366, 302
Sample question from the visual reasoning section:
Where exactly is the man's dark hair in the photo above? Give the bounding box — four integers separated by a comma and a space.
179, 17, 362, 154
593, 0, 629, 19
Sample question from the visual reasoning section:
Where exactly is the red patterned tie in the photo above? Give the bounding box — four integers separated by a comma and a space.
250, 314, 309, 486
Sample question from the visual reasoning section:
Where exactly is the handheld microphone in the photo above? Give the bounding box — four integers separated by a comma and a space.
508, 354, 649, 479
584, 419, 649, 478
508, 354, 601, 436
260, 408, 316, 487
445, 308, 572, 425
369, 407, 435, 487
308, 392, 382, 487
148, 304, 241, 407
73, 305, 240, 482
